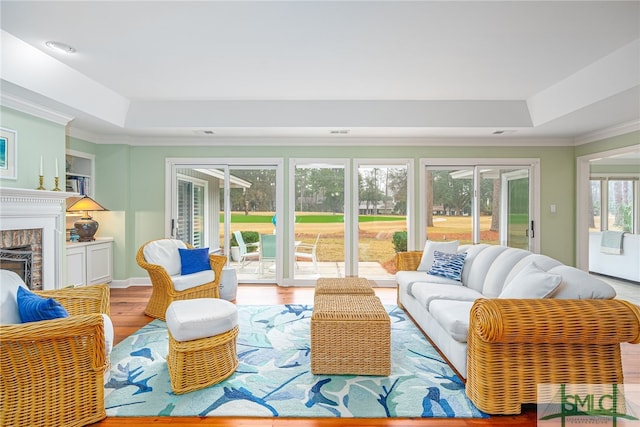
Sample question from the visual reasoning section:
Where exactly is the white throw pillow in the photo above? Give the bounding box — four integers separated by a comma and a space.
498, 261, 562, 298
417, 240, 459, 272
547, 265, 616, 299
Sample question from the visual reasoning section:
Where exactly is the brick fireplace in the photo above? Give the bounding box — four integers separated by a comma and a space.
0, 187, 71, 290
0, 230, 42, 289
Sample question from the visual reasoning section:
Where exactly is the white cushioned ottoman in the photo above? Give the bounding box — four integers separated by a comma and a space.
165, 298, 239, 394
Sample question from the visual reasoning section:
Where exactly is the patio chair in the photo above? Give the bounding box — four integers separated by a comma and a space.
0, 270, 112, 427
259, 234, 277, 274
295, 233, 320, 273
136, 239, 226, 320
233, 231, 260, 268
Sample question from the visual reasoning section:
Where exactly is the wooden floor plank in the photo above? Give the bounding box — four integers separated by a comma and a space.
93, 284, 637, 427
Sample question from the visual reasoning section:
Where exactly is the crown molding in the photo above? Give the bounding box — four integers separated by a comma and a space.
1, 93, 74, 126
574, 119, 640, 146
122, 135, 574, 147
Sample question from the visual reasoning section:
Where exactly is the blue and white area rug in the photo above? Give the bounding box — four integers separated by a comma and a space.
105, 304, 487, 418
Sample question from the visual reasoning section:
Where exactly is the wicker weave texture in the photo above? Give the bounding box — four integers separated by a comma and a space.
136, 239, 226, 320
0, 284, 110, 427
395, 251, 423, 271
315, 277, 375, 295
311, 294, 390, 376
465, 298, 640, 415
167, 325, 239, 394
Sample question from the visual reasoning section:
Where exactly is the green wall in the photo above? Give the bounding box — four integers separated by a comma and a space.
0, 107, 66, 189
3, 106, 639, 282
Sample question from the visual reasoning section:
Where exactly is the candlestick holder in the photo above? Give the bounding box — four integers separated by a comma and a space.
36, 175, 45, 190
52, 177, 61, 191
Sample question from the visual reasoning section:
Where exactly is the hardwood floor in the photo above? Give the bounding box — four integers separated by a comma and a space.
94, 284, 638, 427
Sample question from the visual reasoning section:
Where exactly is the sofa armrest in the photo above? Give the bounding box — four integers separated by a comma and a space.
395, 251, 423, 271
469, 298, 640, 345
35, 283, 110, 316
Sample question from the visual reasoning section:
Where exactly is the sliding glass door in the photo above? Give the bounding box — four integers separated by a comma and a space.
422, 161, 536, 251
292, 160, 347, 280
168, 159, 282, 284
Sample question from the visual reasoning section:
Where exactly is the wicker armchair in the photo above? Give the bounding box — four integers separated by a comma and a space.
466, 298, 640, 414
136, 239, 227, 320
0, 284, 111, 427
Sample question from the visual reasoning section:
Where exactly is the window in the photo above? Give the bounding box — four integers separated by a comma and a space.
356, 162, 409, 280
176, 174, 207, 247
590, 177, 638, 233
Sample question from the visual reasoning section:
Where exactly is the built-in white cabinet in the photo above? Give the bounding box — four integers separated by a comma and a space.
66, 238, 113, 287
65, 149, 95, 197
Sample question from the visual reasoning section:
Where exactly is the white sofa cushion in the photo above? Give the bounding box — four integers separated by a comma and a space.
429, 300, 474, 343
396, 271, 431, 290
459, 243, 490, 286
412, 283, 482, 310
504, 254, 563, 286
171, 269, 215, 292
482, 248, 531, 297
0, 270, 28, 324
102, 313, 114, 355
547, 265, 616, 299
498, 261, 562, 298
143, 239, 187, 276
417, 240, 459, 272
463, 245, 509, 293
166, 298, 238, 342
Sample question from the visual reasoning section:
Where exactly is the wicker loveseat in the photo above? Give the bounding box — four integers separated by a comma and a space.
0, 270, 112, 427
396, 243, 640, 415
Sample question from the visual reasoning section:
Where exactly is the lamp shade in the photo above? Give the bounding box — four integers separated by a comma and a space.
67, 196, 108, 214
66, 196, 108, 242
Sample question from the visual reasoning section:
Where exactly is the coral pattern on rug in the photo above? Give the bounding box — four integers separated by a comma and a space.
105, 304, 487, 418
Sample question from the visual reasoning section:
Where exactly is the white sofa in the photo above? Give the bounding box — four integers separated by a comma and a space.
395, 242, 640, 414
589, 231, 640, 282
397, 242, 617, 377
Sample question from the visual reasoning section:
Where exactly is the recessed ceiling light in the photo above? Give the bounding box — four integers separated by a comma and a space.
45, 41, 76, 54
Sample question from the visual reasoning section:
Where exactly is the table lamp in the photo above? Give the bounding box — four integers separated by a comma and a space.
66, 196, 108, 242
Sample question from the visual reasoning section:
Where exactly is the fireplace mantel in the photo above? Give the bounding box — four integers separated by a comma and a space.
1, 187, 77, 289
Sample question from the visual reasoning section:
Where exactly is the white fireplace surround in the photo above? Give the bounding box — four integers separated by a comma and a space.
0, 187, 73, 290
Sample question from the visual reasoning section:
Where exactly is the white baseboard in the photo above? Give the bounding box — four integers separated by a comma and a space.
109, 277, 151, 288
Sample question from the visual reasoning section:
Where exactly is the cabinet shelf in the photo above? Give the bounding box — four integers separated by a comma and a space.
65, 150, 95, 197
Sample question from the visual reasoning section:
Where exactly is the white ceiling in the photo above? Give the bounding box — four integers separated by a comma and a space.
1, 1, 639, 143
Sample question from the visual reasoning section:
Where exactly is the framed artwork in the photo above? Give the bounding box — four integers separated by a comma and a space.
0, 127, 17, 180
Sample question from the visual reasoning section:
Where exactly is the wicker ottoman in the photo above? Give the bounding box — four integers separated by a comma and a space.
311, 294, 390, 376
165, 298, 239, 394
315, 277, 375, 296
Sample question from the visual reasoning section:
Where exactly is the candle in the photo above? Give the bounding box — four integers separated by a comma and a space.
39, 156, 43, 176
55, 159, 59, 178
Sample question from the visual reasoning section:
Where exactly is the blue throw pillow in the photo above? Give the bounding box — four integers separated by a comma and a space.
427, 250, 467, 282
17, 286, 69, 323
178, 247, 211, 275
